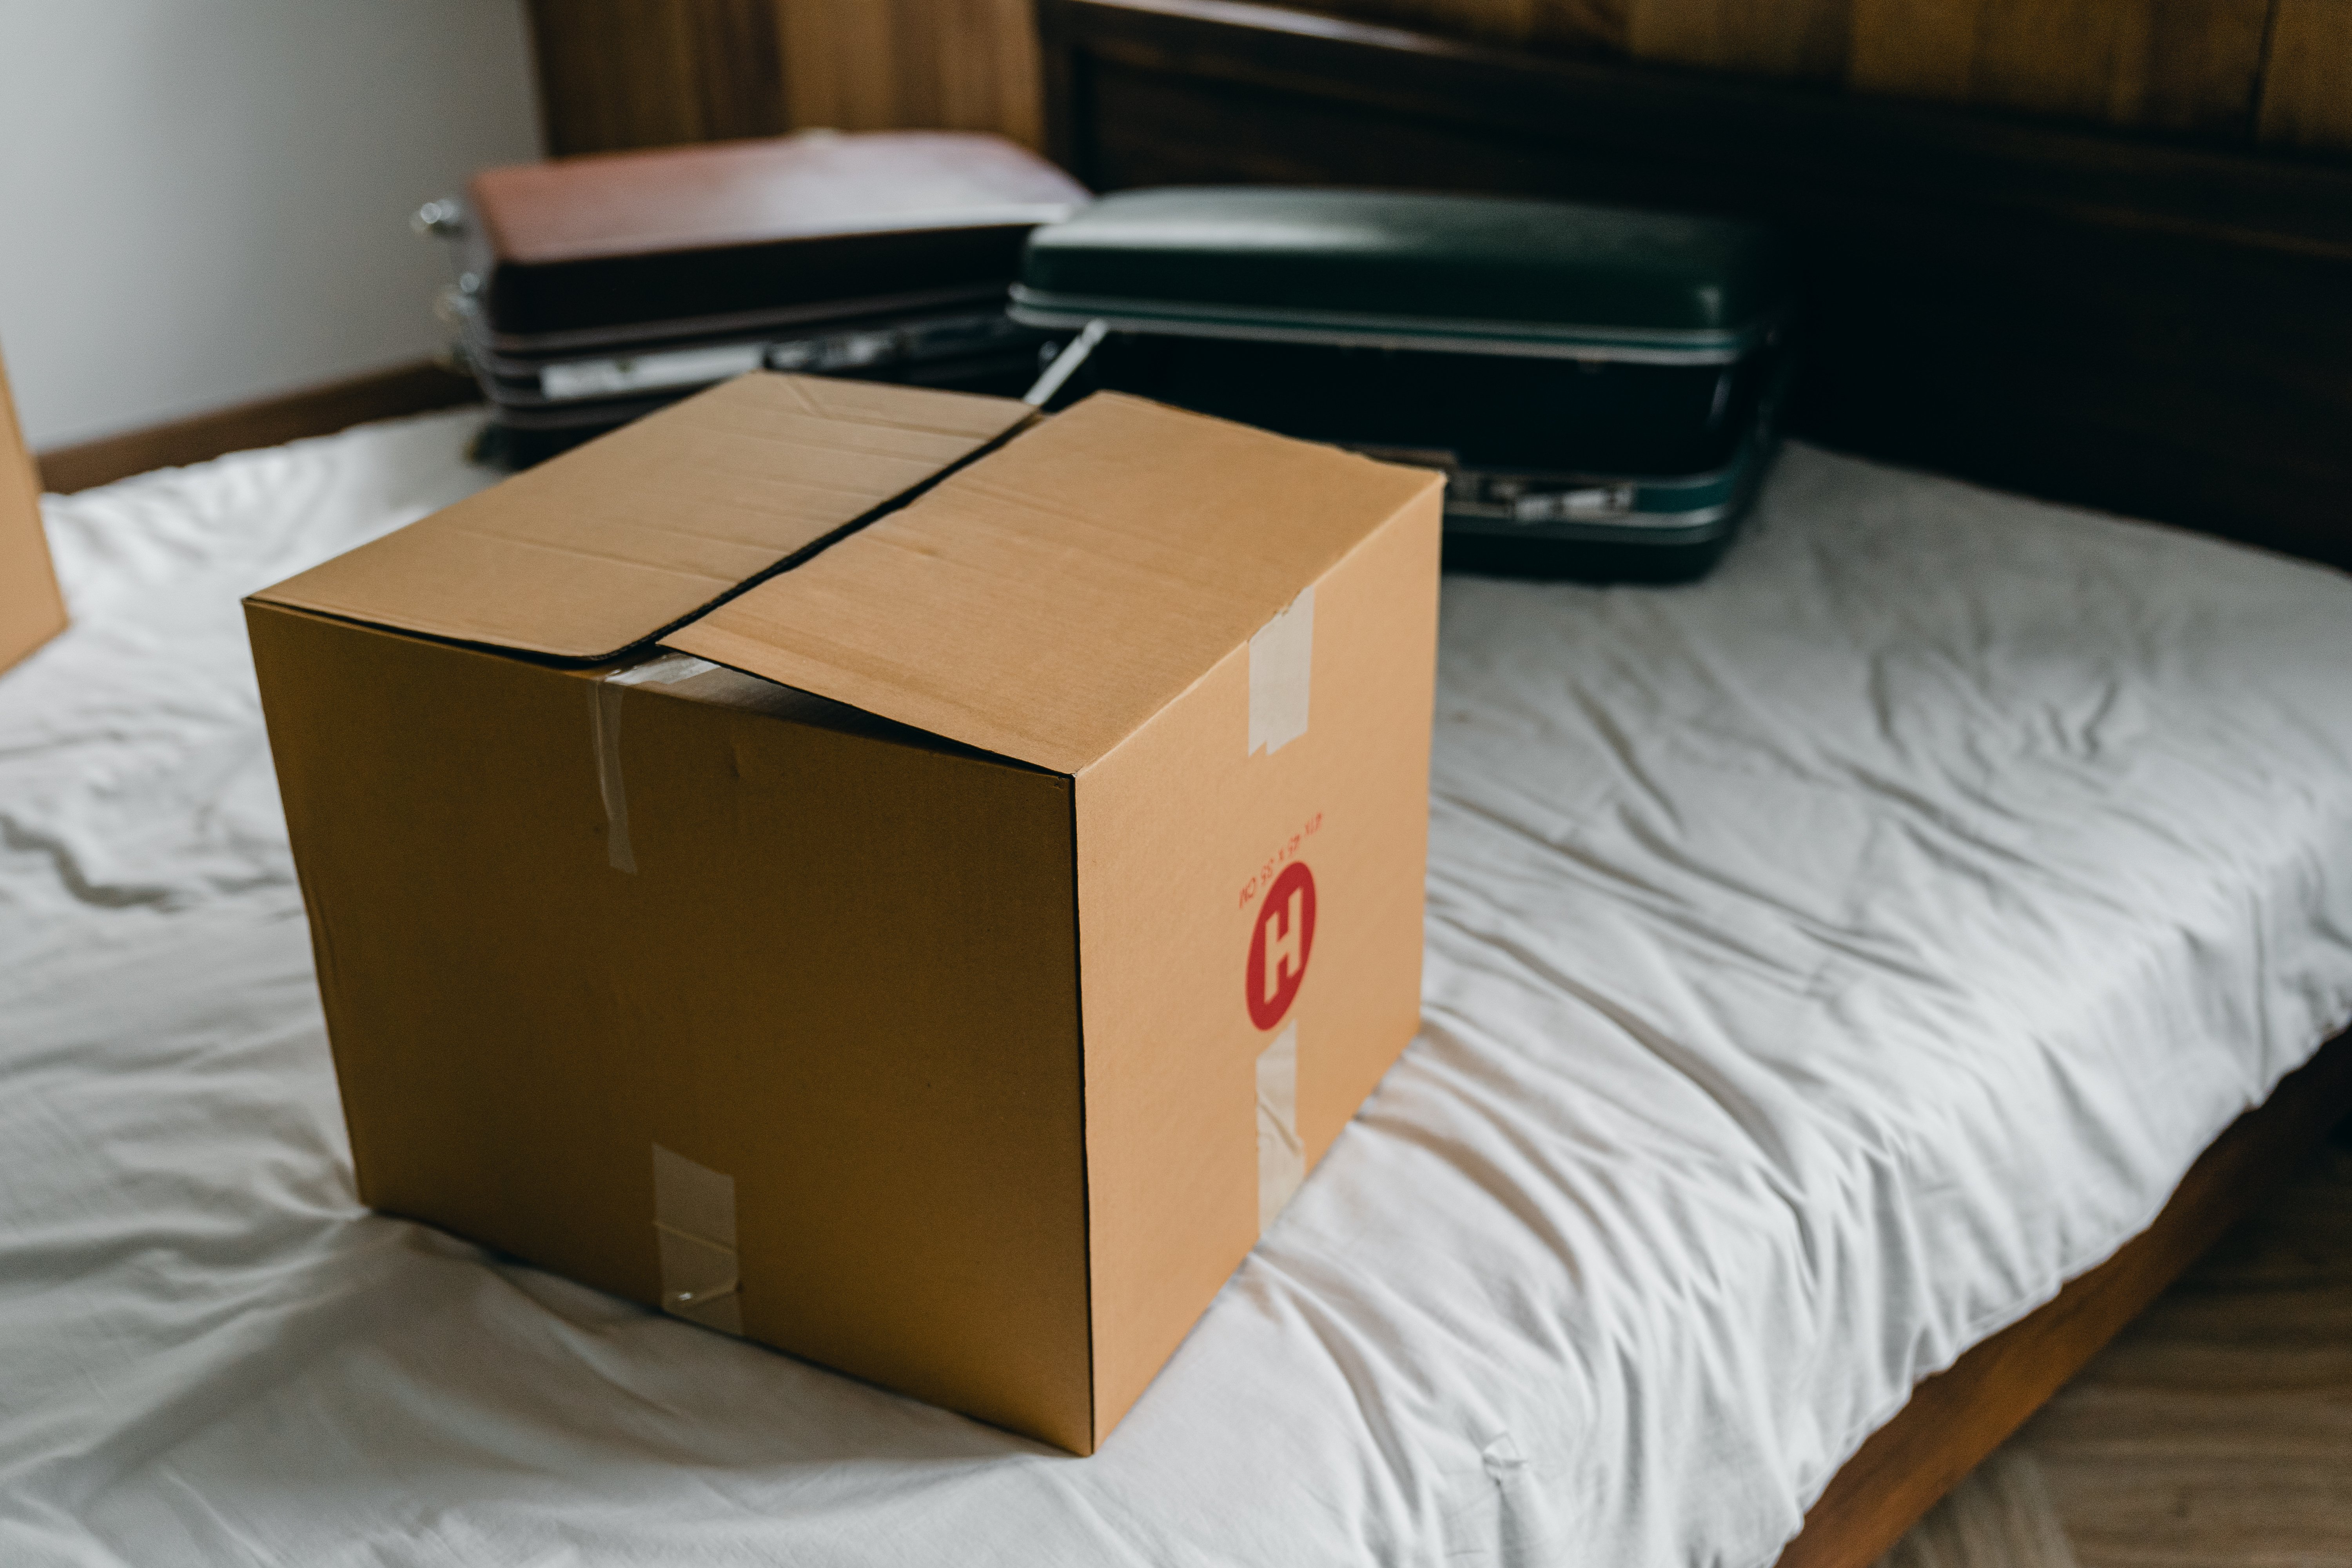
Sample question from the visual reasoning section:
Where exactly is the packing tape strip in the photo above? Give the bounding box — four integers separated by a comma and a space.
1256, 1022, 1304, 1234
651, 1143, 742, 1335
590, 654, 719, 874
608, 653, 719, 691
1248, 586, 1313, 757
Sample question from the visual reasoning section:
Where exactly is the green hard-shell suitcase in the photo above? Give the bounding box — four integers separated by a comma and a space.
1010, 188, 1794, 582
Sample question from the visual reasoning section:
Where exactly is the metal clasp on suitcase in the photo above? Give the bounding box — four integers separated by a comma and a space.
1497, 483, 1639, 523
766, 312, 1033, 377
1347, 450, 1641, 526
1447, 470, 1637, 524
526, 312, 1032, 402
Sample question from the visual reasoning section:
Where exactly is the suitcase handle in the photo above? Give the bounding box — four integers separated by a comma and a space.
1024, 319, 1106, 408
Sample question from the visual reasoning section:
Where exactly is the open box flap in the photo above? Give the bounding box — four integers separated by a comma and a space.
249, 373, 1032, 662
663, 392, 1443, 777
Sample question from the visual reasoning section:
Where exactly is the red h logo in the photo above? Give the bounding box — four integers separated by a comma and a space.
1247, 861, 1316, 1031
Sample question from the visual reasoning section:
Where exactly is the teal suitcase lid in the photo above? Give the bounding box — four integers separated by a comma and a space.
1012, 188, 1789, 363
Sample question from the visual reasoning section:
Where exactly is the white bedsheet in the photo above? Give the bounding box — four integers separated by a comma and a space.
3, 414, 2348, 1568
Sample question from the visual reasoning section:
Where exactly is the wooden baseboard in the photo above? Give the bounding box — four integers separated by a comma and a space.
1778, 1028, 2352, 1568
34, 361, 481, 495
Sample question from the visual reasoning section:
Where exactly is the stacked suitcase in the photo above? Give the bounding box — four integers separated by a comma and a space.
421, 130, 1089, 466
1014, 188, 1793, 581
418, 138, 1793, 580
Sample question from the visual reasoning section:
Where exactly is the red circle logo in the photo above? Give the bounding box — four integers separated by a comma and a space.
1246, 861, 1317, 1031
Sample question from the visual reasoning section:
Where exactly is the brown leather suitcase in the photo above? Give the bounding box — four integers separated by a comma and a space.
421, 130, 1087, 464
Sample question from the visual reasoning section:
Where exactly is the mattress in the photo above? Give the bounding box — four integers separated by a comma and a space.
2, 413, 2348, 1568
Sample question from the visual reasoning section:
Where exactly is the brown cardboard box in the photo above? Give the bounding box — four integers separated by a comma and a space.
245, 372, 1442, 1454
0, 346, 67, 675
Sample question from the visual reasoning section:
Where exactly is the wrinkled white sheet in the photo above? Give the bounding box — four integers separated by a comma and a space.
3, 414, 2349, 1568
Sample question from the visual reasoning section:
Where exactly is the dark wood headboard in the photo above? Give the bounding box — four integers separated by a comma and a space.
1037, 0, 2352, 570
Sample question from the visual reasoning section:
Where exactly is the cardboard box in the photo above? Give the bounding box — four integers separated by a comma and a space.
0, 345, 67, 676
245, 372, 1442, 1454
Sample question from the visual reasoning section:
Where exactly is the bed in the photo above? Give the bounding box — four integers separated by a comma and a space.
2, 398, 2347, 1565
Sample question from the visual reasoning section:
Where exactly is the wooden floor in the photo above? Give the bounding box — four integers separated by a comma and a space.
1883, 1119, 2352, 1568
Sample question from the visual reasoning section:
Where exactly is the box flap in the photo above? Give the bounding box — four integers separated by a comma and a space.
250, 373, 1031, 662
663, 393, 1442, 775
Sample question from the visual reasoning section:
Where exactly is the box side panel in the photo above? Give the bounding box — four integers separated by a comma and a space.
1281, 497, 1442, 1164
1073, 485, 1443, 1445
247, 607, 1093, 1452
247, 603, 625, 1261
0, 352, 67, 675
628, 671, 1094, 1453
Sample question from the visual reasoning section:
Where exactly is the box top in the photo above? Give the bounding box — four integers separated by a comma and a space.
665, 390, 1437, 774
251, 373, 1439, 777
471, 131, 1087, 269
250, 375, 1031, 661
1012, 187, 1789, 363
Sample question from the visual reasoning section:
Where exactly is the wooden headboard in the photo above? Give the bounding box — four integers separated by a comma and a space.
1038, 0, 2352, 570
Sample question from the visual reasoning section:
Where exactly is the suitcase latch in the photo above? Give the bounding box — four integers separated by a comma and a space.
1508, 484, 1638, 523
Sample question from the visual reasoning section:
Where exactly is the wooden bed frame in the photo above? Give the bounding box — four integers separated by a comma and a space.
1034, 4, 2352, 1561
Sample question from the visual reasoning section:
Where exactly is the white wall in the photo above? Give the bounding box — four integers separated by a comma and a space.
0, 0, 542, 450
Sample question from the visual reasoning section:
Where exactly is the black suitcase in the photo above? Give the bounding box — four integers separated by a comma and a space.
419, 130, 1088, 465
1011, 188, 1793, 581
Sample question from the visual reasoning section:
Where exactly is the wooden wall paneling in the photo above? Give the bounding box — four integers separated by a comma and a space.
932, 0, 1050, 143
1526, 0, 1632, 51
2257, 0, 2352, 154
778, 0, 899, 130
1846, 0, 1979, 102
1624, 0, 1849, 83
1847, 0, 2270, 136
1278, 0, 2281, 142
2125, 0, 2274, 136
526, 0, 1045, 157
1968, 0, 2269, 134
688, 0, 794, 139
525, 0, 788, 156
779, 0, 1046, 147
524, 0, 678, 154
1969, 0, 2163, 123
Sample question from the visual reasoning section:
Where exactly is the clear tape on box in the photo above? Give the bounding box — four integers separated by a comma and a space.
590, 654, 719, 874
1256, 1024, 1304, 1234
1248, 586, 1313, 757
652, 1144, 743, 1335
